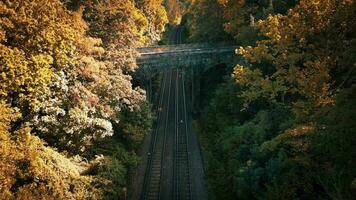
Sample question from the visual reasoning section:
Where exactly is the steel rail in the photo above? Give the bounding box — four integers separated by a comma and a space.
158, 69, 172, 199
174, 68, 179, 200
182, 70, 192, 200
174, 68, 192, 200
141, 71, 166, 200
142, 69, 172, 200
173, 26, 192, 200
173, 26, 181, 200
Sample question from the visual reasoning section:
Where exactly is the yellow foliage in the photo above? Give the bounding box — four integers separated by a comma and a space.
166, 0, 185, 25
234, 65, 288, 107
136, 0, 168, 42
261, 124, 316, 154
0, 0, 81, 110
0, 102, 103, 199
233, 0, 354, 114
0, 0, 144, 198
85, 0, 149, 46
218, 0, 257, 36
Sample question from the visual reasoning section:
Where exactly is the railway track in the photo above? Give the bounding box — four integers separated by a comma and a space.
173, 69, 192, 200
141, 26, 192, 200
173, 26, 192, 200
141, 70, 172, 200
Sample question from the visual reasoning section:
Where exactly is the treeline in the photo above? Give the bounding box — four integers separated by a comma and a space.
0, 0, 167, 199
187, 0, 356, 199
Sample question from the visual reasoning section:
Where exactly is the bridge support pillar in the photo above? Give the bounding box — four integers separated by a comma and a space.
196, 69, 200, 112
191, 67, 195, 113
191, 66, 201, 114
143, 67, 153, 103
149, 77, 152, 102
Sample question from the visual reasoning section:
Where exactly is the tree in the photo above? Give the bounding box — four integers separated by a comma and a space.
0, 0, 78, 114
136, 0, 169, 43
187, 0, 233, 42
234, 0, 355, 118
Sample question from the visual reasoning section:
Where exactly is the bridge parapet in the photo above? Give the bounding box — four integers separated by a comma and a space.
136, 43, 240, 78
138, 43, 210, 53
138, 43, 237, 53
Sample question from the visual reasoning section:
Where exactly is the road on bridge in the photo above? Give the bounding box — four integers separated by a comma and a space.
129, 26, 208, 200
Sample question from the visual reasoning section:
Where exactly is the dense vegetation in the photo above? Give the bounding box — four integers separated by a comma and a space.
1, 0, 355, 199
187, 0, 356, 199
0, 0, 167, 199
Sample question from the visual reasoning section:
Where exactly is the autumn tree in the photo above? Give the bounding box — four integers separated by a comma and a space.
188, 0, 356, 199
234, 0, 355, 118
1, 0, 164, 198
136, 0, 169, 43
0, 0, 79, 115
31, 1, 151, 153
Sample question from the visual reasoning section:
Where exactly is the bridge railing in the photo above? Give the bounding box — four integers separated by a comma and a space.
137, 42, 237, 53
138, 47, 238, 57
136, 43, 240, 69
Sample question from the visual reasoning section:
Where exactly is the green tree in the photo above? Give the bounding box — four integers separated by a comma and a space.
187, 0, 233, 42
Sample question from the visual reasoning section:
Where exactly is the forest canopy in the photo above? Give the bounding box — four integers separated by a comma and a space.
0, 0, 166, 199
188, 0, 356, 199
1, 0, 355, 199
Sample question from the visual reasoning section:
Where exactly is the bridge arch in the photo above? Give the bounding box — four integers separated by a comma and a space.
136, 43, 239, 77
135, 43, 240, 104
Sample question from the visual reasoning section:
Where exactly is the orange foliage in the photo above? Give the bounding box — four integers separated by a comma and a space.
234, 0, 355, 117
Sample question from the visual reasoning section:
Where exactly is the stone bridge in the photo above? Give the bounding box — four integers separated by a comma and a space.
136, 43, 239, 76
136, 43, 239, 105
